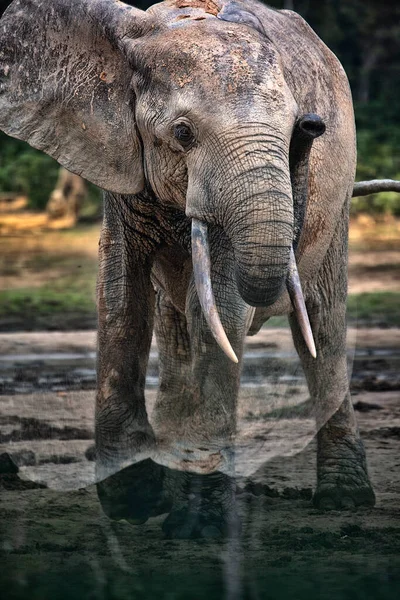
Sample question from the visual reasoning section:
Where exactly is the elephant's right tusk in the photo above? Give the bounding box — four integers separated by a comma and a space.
287, 247, 317, 359
191, 219, 238, 364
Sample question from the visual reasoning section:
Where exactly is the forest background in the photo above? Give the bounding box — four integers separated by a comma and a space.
0, 0, 399, 215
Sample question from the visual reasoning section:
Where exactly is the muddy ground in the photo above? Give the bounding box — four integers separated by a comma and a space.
0, 327, 399, 600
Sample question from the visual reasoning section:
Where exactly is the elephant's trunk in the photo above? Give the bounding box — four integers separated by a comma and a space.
188, 129, 317, 361
227, 194, 293, 308
220, 152, 294, 307
191, 221, 316, 361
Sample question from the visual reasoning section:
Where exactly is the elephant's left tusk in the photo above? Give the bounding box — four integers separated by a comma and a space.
191, 219, 238, 364
287, 247, 317, 358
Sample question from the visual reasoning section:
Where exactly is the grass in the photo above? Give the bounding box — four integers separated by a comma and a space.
347, 292, 400, 327
263, 293, 400, 330
0, 280, 97, 331
0, 223, 98, 330
265, 293, 400, 328
0, 285, 96, 317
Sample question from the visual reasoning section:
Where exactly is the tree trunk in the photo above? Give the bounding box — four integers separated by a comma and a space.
46, 167, 86, 225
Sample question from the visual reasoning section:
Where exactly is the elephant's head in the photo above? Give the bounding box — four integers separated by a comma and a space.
0, 0, 324, 360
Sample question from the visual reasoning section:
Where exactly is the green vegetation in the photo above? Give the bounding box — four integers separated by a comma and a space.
0, 131, 102, 212
347, 292, 400, 327
0, 224, 99, 330
0, 286, 95, 318
265, 293, 400, 329
0, 133, 60, 209
0, 271, 97, 329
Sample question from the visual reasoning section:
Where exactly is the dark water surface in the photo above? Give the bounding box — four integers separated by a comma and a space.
1, 338, 399, 600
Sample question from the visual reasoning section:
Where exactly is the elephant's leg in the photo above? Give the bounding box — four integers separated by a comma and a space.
95, 197, 167, 523
158, 234, 250, 538
152, 289, 193, 442
153, 289, 240, 538
289, 215, 375, 510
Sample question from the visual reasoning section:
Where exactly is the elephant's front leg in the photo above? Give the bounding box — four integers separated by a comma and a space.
290, 222, 375, 510
157, 235, 250, 538
95, 198, 167, 523
290, 302, 375, 509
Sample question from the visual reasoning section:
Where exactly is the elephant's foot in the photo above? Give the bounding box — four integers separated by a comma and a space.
97, 458, 172, 523
314, 434, 375, 510
162, 470, 239, 539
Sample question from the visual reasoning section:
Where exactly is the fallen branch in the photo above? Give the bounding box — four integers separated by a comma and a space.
352, 179, 400, 197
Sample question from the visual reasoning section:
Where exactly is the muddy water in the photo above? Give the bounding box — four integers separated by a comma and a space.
1, 345, 399, 395
0, 328, 399, 599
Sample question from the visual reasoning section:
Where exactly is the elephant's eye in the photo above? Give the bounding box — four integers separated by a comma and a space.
173, 123, 195, 149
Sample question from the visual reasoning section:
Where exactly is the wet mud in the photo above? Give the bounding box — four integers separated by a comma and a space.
0, 328, 399, 599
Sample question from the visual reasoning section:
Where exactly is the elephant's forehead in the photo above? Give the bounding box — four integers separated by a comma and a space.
139, 21, 279, 93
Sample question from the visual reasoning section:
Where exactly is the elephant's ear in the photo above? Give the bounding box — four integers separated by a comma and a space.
0, 0, 154, 194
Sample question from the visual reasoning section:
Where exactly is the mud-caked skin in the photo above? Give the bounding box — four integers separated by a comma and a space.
0, 0, 375, 537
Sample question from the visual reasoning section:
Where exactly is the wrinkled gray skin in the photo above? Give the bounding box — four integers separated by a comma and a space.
0, 0, 375, 538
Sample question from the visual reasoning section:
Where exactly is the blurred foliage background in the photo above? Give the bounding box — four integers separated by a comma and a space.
0, 0, 399, 215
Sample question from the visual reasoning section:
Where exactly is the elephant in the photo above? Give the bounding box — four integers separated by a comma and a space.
0, 0, 376, 538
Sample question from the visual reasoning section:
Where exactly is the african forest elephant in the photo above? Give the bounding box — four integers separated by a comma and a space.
0, 0, 375, 538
